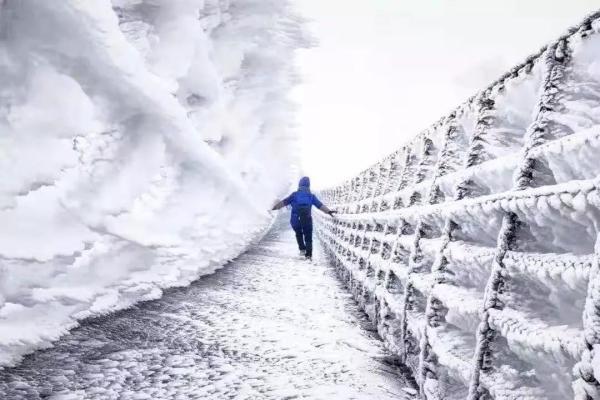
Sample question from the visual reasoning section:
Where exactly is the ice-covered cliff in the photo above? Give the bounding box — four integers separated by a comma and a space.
0, 0, 307, 367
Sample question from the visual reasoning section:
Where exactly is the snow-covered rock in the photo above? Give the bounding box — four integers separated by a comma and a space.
316, 10, 600, 400
0, 0, 307, 367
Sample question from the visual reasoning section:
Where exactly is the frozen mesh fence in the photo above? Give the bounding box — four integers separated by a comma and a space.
315, 10, 600, 400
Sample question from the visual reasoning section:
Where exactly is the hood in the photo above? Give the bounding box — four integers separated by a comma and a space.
298, 176, 310, 190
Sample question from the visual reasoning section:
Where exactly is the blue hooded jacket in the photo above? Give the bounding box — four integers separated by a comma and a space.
282, 177, 323, 224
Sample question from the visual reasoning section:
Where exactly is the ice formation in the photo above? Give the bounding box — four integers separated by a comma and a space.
316, 11, 600, 400
0, 0, 306, 367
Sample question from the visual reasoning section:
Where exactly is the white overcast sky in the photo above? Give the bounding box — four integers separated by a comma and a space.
290, 0, 599, 189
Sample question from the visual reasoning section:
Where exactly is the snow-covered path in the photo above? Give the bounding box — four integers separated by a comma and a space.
0, 219, 416, 400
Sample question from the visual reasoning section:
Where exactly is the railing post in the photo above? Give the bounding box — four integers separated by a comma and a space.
382, 144, 416, 286
467, 39, 570, 400
415, 91, 497, 398
396, 117, 457, 374
574, 230, 600, 399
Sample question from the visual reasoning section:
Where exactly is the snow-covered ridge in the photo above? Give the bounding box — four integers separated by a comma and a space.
316, 10, 600, 400
0, 0, 306, 367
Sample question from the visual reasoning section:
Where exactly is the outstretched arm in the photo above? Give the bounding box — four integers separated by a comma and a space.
272, 194, 293, 211
272, 200, 286, 211
312, 194, 337, 217
318, 205, 338, 216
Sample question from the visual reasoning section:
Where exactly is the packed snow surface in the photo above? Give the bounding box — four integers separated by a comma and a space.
316, 11, 600, 400
0, 221, 416, 400
0, 0, 306, 367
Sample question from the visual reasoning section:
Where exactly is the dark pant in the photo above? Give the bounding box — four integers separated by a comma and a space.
292, 207, 313, 258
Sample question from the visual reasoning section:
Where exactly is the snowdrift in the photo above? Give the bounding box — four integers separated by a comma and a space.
316, 11, 600, 400
0, 0, 306, 367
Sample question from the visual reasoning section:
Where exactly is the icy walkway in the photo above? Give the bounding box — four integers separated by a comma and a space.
0, 222, 416, 399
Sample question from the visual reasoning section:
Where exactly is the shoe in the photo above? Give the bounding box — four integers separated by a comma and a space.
299, 250, 306, 257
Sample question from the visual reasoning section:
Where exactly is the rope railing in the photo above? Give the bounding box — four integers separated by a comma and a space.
315, 10, 600, 400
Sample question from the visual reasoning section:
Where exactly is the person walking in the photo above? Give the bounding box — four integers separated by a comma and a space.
271, 177, 337, 260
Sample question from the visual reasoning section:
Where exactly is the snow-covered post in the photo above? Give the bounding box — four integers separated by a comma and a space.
360, 166, 382, 262
456, 92, 495, 198
330, 187, 338, 206
346, 180, 355, 213
371, 163, 383, 198
397, 145, 417, 193
375, 156, 392, 201
385, 149, 404, 195
351, 175, 361, 204
413, 112, 468, 394
330, 183, 340, 206
384, 152, 402, 214
412, 134, 436, 196
338, 180, 350, 214
339, 181, 349, 205
382, 150, 404, 211
360, 169, 373, 205
369, 154, 401, 268
359, 169, 373, 203
338, 175, 366, 290
381, 145, 415, 291
367, 147, 410, 327
396, 117, 455, 369
386, 133, 439, 366
352, 171, 369, 216
574, 232, 600, 399
329, 187, 336, 204
363, 164, 380, 214
360, 159, 396, 301
336, 181, 344, 205
467, 39, 570, 400
415, 92, 496, 398
378, 146, 411, 264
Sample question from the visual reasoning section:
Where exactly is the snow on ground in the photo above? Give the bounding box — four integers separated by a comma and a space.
316, 11, 600, 400
0, 0, 307, 367
0, 219, 416, 400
